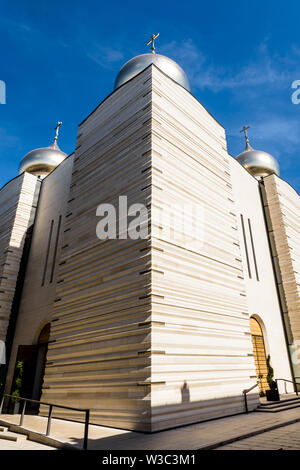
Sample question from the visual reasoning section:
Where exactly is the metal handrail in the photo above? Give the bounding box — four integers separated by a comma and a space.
276, 378, 300, 396
242, 381, 260, 414
0, 393, 90, 450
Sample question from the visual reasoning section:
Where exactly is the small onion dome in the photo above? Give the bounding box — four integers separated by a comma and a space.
19, 123, 67, 178
114, 53, 190, 92
236, 141, 280, 179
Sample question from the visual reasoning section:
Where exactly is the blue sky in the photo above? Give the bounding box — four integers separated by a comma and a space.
1, 0, 300, 191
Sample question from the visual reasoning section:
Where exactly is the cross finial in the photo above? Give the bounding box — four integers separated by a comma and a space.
240, 125, 251, 145
54, 121, 62, 143
147, 33, 159, 54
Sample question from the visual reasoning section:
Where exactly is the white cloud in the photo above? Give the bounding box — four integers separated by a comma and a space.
0, 128, 21, 155
160, 39, 298, 92
254, 117, 300, 146
87, 45, 124, 70
0, 17, 33, 33
160, 39, 217, 90
228, 116, 300, 162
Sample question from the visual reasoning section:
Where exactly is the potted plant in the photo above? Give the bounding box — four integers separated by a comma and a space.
10, 361, 23, 414
257, 374, 265, 397
266, 355, 280, 401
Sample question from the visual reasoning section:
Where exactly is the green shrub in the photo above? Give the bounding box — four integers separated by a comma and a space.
11, 361, 23, 404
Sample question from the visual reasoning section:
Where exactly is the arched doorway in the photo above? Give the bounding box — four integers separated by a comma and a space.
31, 324, 50, 403
250, 317, 268, 394
10, 324, 51, 412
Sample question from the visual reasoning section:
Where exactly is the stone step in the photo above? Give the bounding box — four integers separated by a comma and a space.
260, 396, 300, 408
257, 402, 300, 413
0, 427, 8, 432
0, 431, 27, 442
260, 400, 300, 410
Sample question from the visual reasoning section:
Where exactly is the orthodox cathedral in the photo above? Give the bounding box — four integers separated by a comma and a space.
0, 36, 299, 432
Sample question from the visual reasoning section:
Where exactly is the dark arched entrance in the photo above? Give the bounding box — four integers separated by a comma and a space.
31, 324, 50, 403
10, 323, 50, 411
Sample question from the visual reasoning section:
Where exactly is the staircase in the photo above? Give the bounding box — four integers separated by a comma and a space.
0, 426, 27, 442
257, 394, 300, 413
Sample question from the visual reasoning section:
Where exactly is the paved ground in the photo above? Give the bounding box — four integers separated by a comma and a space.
1, 405, 300, 450
215, 421, 300, 450
0, 438, 56, 450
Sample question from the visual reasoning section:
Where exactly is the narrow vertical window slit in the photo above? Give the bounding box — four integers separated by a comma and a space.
248, 218, 259, 281
41, 220, 54, 286
240, 214, 251, 279
50, 215, 62, 283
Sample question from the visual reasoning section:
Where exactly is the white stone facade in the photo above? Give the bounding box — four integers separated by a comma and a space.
0, 65, 298, 431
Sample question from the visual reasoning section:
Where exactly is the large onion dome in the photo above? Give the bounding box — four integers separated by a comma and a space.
236, 127, 280, 178
19, 122, 67, 179
114, 34, 190, 91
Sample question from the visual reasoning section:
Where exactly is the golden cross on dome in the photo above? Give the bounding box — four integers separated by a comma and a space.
240, 125, 251, 145
147, 33, 159, 54
54, 121, 62, 142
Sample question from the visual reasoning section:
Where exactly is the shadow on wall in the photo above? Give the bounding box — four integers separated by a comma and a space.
0, 226, 35, 400
181, 381, 190, 403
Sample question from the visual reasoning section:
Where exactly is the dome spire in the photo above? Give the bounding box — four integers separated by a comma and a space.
54, 121, 62, 143
146, 33, 159, 54
114, 33, 190, 91
236, 125, 280, 178
240, 125, 252, 151
19, 121, 67, 178
50, 121, 63, 149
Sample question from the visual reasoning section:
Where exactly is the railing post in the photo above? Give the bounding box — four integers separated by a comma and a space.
2, 394, 91, 445
20, 400, 26, 426
83, 410, 89, 450
46, 405, 53, 436
0, 394, 5, 415
275, 379, 280, 396
295, 382, 299, 396
243, 391, 248, 414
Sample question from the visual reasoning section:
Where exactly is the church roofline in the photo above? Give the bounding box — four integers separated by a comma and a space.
228, 150, 260, 183
229, 149, 299, 197
0, 171, 37, 194
78, 63, 225, 130
263, 170, 300, 199
38, 152, 74, 182
0, 152, 74, 194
